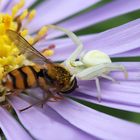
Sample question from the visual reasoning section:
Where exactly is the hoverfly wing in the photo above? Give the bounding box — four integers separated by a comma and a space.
6, 30, 52, 64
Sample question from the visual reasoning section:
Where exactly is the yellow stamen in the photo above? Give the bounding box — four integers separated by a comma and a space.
2, 14, 12, 29
17, 0, 25, 9
38, 26, 48, 37
20, 9, 28, 21
28, 10, 36, 22
0, 67, 4, 79
42, 49, 54, 57
28, 37, 34, 45
20, 29, 28, 37
0, 14, 2, 22
12, 0, 25, 18
0, 24, 5, 35
32, 26, 48, 44
0, 0, 56, 81
12, 5, 19, 18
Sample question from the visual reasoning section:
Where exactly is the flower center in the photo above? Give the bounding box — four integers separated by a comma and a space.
0, 0, 54, 80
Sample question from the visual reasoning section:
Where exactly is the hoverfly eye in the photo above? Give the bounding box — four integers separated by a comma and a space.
60, 78, 77, 94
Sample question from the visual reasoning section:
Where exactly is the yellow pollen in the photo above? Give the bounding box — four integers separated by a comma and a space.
0, 24, 5, 35
0, 10, 31, 80
20, 9, 28, 21
11, 0, 25, 18
28, 37, 34, 45
20, 29, 28, 37
12, 5, 19, 18
2, 14, 12, 29
38, 26, 48, 37
0, 67, 4, 79
17, 0, 25, 9
0, 0, 55, 81
28, 10, 36, 22
42, 49, 54, 57
32, 26, 48, 44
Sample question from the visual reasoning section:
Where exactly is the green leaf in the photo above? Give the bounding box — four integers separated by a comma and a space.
70, 97, 140, 124
111, 56, 140, 62
75, 9, 140, 35
29, 0, 45, 10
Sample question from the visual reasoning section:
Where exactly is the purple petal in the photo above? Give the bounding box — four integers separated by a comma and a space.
48, 0, 140, 39
73, 81, 140, 113
0, 0, 9, 12
0, 107, 32, 140
38, 18, 140, 61
48, 99, 140, 140
82, 19, 140, 56
120, 62, 140, 71
8, 95, 96, 140
73, 93, 140, 113
39, 34, 94, 48
28, 0, 100, 33
113, 47, 140, 57
36, 35, 96, 61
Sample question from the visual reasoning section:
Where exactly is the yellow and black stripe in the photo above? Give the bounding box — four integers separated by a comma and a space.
2, 65, 77, 94
3, 66, 36, 89
2, 65, 54, 90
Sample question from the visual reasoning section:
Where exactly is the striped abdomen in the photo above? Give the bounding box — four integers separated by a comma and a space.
2, 65, 52, 90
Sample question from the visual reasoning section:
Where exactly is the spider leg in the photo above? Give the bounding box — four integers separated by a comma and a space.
76, 63, 127, 101
46, 25, 84, 68
94, 77, 101, 101
48, 94, 64, 102
76, 63, 128, 80
100, 74, 119, 83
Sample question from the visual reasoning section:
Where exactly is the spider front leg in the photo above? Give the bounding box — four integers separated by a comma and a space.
75, 62, 127, 101
45, 24, 84, 68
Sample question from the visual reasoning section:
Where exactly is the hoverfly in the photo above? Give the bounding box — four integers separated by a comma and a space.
1, 30, 77, 111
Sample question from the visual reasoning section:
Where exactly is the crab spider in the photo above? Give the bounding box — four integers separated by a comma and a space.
46, 25, 128, 101
66, 49, 128, 100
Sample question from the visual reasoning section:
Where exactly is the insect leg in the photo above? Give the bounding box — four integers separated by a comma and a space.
48, 92, 64, 102
0, 95, 6, 103
19, 91, 52, 112
0, 87, 7, 103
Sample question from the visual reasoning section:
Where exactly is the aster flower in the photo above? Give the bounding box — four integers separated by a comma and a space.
0, 0, 140, 140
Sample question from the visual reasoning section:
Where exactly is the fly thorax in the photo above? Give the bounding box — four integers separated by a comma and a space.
47, 64, 72, 91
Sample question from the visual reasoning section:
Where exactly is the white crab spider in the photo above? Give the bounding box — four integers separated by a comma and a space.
46, 25, 128, 101
67, 49, 128, 100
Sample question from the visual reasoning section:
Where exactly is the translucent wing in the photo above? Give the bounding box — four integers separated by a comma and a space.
6, 30, 52, 64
